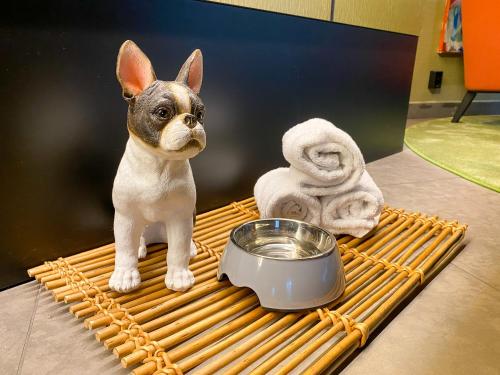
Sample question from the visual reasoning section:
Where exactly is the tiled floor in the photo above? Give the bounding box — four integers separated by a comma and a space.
343, 148, 500, 375
2, 144, 500, 374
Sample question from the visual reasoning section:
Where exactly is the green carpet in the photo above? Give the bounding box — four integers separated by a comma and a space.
404, 116, 500, 192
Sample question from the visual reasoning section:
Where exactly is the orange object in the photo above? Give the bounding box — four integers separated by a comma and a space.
462, 0, 500, 91
452, 0, 500, 122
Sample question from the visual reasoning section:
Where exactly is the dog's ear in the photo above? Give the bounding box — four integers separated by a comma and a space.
116, 40, 157, 100
176, 49, 203, 94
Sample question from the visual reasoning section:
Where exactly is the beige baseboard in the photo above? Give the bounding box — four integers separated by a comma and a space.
408, 100, 500, 119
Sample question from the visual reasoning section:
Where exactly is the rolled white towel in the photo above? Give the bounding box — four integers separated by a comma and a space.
321, 172, 384, 237
283, 118, 365, 196
254, 167, 321, 225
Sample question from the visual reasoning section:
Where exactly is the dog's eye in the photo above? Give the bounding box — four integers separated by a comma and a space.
154, 107, 172, 120
195, 108, 204, 123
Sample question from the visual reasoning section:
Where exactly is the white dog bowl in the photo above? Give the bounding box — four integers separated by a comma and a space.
217, 218, 345, 311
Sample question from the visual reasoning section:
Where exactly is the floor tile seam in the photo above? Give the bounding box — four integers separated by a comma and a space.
375, 175, 462, 188
16, 283, 42, 375
448, 263, 500, 294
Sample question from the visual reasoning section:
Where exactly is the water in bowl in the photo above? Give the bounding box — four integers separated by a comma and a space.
246, 236, 323, 259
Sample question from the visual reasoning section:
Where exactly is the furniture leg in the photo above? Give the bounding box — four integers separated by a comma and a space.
451, 91, 476, 123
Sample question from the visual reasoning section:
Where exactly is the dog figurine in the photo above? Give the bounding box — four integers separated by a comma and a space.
109, 40, 206, 293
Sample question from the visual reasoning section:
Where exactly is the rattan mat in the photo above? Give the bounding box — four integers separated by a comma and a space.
28, 197, 467, 374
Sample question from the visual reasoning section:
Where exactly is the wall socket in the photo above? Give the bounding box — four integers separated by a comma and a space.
428, 71, 443, 89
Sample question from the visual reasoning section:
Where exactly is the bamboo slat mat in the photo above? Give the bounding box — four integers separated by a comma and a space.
27, 197, 467, 375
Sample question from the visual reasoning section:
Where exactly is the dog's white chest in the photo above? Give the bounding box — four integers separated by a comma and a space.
112, 139, 195, 222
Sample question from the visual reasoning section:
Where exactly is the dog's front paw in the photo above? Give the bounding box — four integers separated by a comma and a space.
165, 267, 195, 292
109, 267, 141, 293
190, 241, 197, 258
138, 236, 147, 259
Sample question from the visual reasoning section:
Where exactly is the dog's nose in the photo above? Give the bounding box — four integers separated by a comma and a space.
183, 114, 197, 129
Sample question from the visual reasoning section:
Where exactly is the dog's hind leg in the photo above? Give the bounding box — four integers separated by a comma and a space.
138, 236, 147, 259
190, 210, 197, 258
189, 240, 197, 258
139, 222, 167, 259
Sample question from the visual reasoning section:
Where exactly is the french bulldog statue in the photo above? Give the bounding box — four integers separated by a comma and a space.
109, 40, 206, 293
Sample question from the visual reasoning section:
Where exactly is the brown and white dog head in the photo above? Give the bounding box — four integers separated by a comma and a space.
116, 40, 206, 160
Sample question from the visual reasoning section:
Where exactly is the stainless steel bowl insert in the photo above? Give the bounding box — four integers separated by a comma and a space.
232, 219, 334, 260
217, 219, 345, 311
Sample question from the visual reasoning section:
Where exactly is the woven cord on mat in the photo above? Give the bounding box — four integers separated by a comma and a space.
27, 197, 467, 375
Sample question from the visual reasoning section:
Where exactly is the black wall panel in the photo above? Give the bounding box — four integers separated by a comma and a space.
0, 0, 417, 288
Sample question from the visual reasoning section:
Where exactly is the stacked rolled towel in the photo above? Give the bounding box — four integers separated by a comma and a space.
254, 168, 321, 225
254, 118, 384, 238
321, 172, 383, 237
283, 118, 365, 196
